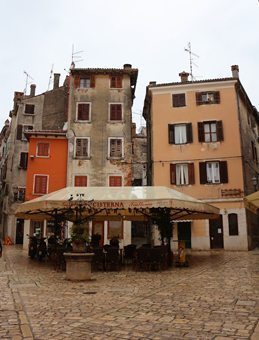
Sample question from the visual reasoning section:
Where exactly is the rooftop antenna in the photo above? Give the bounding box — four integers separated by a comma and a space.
71, 44, 84, 68
23, 71, 34, 95
47, 64, 54, 91
184, 42, 199, 81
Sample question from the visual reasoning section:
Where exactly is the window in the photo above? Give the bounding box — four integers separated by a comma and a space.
24, 104, 35, 115
198, 121, 223, 142
109, 104, 122, 121
74, 75, 95, 88
108, 221, 123, 239
228, 213, 239, 236
170, 163, 194, 185
80, 77, 91, 88
14, 187, 25, 202
110, 75, 122, 88
74, 175, 88, 187
109, 138, 124, 158
34, 175, 48, 195
109, 176, 122, 187
251, 141, 258, 163
19, 152, 28, 169
36, 143, 50, 157
196, 91, 220, 105
172, 93, 186, 107
76, 103, 91, 121
199, 161, 228, 184
75, 138, 90, 158
168, 123, 193, 144
16, 125, 33, 141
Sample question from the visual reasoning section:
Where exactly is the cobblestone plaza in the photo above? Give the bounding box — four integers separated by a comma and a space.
1, 246, 259, 339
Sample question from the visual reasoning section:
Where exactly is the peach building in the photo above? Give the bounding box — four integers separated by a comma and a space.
143, 66, 259, 250
23, 130, 68, 248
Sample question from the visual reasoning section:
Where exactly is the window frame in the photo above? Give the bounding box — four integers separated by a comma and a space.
196, 91, 220, 105
168, 123, 193, 145
228, 213, 239, 236
19, 152, 28, 169
19, 125, 33, 141
109, 175, 123, 187
198, 121, 224, 143
33, 174, 49, 195
74, 137, 90, 159
74, 175, 88, 187
170, 163, 195, 186
24, 104, 35, 115
14, 187, 26, 202
172, 93, 186, 107
107, 221, 123, 239
199, 161, 228, 184
108, 137, 124, 159
36, 142, 50, 158
110, 75, 123, 89
109, 103, 123, 121
76, 102, 91, 122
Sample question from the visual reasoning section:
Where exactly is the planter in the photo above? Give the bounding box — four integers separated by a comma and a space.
72, 241, 86, 253
64, 252, 94, 281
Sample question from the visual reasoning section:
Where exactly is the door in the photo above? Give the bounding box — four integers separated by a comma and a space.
177, 222, 192, 249
92, 221, 104, 246
16, 219, 24, 244
209, 215, 224, 249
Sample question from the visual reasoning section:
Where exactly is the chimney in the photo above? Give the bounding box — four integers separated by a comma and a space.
179, 71, 189, 83
30, 84, 36, 97
123, 64, 132, 69
53, 73, 60, 89
231, 65, 239, 78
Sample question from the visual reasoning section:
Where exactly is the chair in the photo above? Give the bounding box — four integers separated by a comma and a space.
92, 247, 105, 271
135, 247, 151, 271
149, 247, 165, 271
105, 247, 121, 271
123, 244, 137, 265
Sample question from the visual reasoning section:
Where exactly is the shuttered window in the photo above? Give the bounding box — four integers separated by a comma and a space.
75, 138, 90, 158
172, 93, 186, 107
109, 138, 123, 158
77, 103, 90, 121
110, 104, 122, 121
79, 75, 95, 88
170, 163, 195, 185
110, 75, 122, 88
168, 123, 193, 144
196, 91, 220, 105
198, 121, 224, 142
34, 175, 48, 195
228, 213, 239, 236
24, 104, 35, 115
19, 152, 28, 169
199, 161, 228, 184
109, 176, 122, 187
74, 176, 88, 187
37, 143, 50, 157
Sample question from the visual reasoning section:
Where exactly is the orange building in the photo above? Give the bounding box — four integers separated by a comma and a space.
23, 130, 68, 244
143, 65, 259, 250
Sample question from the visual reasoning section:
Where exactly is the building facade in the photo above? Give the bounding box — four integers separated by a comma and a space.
0, 74, 68, 244
143, 65, 259, 250
66, 64, 138, 247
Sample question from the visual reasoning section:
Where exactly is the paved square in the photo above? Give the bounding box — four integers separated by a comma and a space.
1, 246, 259, 339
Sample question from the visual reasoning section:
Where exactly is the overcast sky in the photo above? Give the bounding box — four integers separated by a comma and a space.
0, 0, 258, 129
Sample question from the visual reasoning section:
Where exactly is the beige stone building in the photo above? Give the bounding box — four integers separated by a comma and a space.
66, 64, 138, 246
143, 65, 259, 250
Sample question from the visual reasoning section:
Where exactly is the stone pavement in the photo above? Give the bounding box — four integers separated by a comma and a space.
1, 246, 259, 340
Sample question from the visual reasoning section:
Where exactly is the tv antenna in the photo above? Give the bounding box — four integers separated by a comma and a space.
47, 64, 54, 91
23, 71, 34, 95
71, 44, 84, 68
184, 42, 199, 81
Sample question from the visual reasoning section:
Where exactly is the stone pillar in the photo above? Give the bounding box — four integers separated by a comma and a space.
64, 253, 94, 281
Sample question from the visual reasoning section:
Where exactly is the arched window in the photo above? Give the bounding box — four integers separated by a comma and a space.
228, 213, 238, 236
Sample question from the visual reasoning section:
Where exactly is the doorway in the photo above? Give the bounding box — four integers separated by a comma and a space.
92, 221, 104, 246
177, 222, 192, 248
16, 219, 24, 244
209, 215, 224, 249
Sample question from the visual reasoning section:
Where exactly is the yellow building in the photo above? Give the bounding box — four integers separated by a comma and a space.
143, 65, 259, 250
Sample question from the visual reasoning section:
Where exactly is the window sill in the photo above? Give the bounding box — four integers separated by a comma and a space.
107, 157, 124, 160
74, 120, 92, 123
73, 156, 91, 160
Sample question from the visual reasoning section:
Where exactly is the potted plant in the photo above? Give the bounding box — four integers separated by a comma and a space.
70, 222, 89, 253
